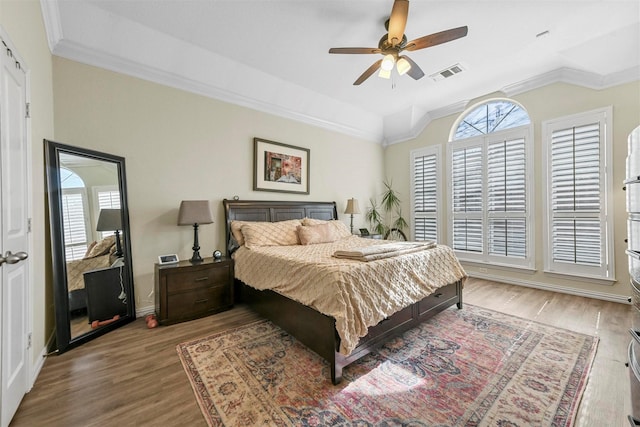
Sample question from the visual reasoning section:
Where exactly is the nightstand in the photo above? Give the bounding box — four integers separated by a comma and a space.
154, 257, 233, 325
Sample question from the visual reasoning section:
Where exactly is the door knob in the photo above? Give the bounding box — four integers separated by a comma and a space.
0, 250, 28, 266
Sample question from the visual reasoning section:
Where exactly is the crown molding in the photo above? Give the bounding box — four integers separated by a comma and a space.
41, 0, 383, 144
502, 66, 640, 96
383, 100, 469, 146
39, 0, 63, 52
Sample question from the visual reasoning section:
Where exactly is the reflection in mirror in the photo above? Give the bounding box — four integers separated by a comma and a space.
45, 140, 135, 352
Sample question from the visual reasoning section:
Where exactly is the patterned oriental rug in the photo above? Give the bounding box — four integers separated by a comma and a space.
176, 304, 598, 427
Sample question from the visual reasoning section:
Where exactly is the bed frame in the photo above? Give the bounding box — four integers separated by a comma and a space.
223, 199, 463, 384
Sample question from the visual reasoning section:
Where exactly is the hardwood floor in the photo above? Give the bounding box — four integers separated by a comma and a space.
11, 278, 634, 426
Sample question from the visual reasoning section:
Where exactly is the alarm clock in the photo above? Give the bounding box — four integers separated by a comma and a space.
213, 250, 222, 260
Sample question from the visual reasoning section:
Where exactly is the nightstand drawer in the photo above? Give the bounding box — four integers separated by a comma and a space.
166, 264, 230, 293
167, 285, 231, 321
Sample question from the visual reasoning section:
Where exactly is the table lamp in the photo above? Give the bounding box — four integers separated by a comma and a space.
178, 200, 213, 263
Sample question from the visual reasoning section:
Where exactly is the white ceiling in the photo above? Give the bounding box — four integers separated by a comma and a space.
40, 0, 640, 144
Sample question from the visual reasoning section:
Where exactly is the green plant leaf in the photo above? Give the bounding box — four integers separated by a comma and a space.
381, 179, 401, 213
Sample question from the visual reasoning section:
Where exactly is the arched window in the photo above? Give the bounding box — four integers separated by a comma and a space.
447, 99, 533, 269
60, 167, 85, 189
453, 99, 530, 140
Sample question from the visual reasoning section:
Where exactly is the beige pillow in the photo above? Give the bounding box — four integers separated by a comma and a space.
230, 220, 251, 247
241, 220, 302, 248
302, 218, 351, 238
297, 223, 340, 245
85, 235, 115, 258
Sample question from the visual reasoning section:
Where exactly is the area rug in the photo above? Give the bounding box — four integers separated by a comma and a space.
176, 304, 598, 426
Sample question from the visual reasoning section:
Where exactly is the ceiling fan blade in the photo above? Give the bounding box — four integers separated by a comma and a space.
329, 47, 381, 54
353, 59, 383, 85
400, 55, 425, 80
404, 26, 468, 51
388, 0, 409, 47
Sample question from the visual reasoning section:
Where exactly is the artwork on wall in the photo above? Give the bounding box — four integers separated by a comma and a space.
253, 138, 310, 194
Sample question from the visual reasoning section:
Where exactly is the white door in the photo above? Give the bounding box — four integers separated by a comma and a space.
0, 34, 30, 427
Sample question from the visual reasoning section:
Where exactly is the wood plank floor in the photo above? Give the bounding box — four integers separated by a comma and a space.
11, 278, 634, 426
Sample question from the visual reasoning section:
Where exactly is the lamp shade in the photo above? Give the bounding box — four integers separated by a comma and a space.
96, 209, 122, 231
178, 200, 213, 225
344, 198, 361, 215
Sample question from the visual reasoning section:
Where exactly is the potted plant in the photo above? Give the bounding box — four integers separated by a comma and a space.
365, 180, 408, 240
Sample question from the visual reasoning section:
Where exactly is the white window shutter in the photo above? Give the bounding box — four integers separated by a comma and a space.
543, 107, 614, 280
411, 146, 440, 242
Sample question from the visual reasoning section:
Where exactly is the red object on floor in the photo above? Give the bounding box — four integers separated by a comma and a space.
90, 314, 120, 329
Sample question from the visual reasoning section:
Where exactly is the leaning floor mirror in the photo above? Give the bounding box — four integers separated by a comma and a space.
45, 140, 136, 353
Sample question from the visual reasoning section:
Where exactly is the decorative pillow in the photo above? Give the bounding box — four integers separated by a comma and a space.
85, 235, 115, 258
230, 220, 251, 247
297, 223, 340, 245
302, 218, 351, 238
83, 241, 97, 258
241, 220, 302, 248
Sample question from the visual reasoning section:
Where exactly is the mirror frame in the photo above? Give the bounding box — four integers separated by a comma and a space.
45, 139, 136, 353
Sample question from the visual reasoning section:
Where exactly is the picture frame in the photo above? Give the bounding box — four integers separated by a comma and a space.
254, 138, 310, 194
158, 254, 179, 265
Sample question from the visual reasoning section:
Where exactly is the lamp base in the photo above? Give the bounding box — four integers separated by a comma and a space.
189, 252, 203, 264
114, 229, 123, 257
189, 223, 203, 263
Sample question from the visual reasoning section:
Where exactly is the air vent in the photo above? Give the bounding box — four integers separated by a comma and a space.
430, 63, 466, 81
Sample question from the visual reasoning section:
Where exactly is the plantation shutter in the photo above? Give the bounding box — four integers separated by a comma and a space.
61, 190, 89, 260
413, 152, 437, 241
550, 123, 601, 266
487, 137, 526, 258
411, 147, 440, 242
451, 145, 483, 252
96, 187, 121, 239
98, 189, 121, 210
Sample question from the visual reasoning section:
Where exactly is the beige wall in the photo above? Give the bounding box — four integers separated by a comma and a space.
51, 56, 384, 313
0, 0, 56, 370
384, 81, 640, 300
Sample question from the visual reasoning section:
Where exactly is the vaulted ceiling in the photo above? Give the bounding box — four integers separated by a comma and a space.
40, 0, 640, 144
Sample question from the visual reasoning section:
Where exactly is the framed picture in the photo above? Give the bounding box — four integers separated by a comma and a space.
158, 254, 179, 265
254, 138, 310, 194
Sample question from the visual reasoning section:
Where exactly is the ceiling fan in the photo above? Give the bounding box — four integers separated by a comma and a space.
328, 0, 468, 85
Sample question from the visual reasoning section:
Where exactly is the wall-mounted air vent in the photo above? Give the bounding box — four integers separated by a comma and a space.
430, 63, 466, 81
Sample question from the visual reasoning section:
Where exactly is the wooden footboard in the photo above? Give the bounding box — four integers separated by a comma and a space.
239, 279, 463, 384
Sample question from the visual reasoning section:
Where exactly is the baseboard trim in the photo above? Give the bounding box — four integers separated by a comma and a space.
28, 331, 56, 391
468, 271, 631, 305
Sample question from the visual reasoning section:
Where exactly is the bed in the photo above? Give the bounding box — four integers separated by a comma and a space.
223, 199, 466, 384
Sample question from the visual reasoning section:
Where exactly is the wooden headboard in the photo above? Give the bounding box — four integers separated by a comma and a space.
222, 199, 338, 255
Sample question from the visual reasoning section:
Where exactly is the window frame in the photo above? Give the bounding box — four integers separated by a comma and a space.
541, 106, 615, 281
447, 124, 534, 269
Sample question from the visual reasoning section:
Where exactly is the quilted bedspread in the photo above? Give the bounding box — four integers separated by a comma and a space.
233, 236, 467, 355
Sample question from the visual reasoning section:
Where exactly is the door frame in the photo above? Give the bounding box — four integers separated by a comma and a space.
0, 25, 34, 426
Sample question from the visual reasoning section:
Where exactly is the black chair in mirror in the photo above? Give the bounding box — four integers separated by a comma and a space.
44, 140, 136, 353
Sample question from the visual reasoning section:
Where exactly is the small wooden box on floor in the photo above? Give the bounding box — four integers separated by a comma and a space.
155, 257, 234, 325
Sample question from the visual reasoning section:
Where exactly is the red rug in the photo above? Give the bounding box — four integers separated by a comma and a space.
176, 304, 597, 426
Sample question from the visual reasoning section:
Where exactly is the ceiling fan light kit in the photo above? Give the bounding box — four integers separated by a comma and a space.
396, 57, 411, 75
381, 54, 395, 71
329, 0, 468, 86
